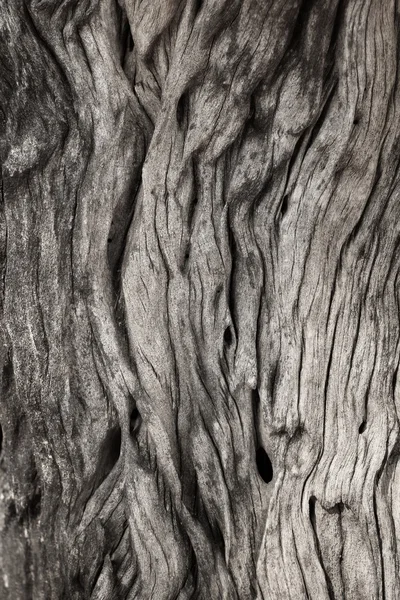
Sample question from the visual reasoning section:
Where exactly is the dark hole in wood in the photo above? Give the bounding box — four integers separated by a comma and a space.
359, 420, 367, 434
353, 118, 359, 125
94, 425, 122, 492
0, 423, 2, 456
280, 195, 288, 216
224, 327, 233, 346
130, 406, 141, 434
309, 495, 317, 529
256, 447, 273, 483
176, 93, 187, 128
108, 238, 112, 243
252, 387, 261, 406
108, 427, 122, 466
127, 29, 134, 52
393, 369, 398, 392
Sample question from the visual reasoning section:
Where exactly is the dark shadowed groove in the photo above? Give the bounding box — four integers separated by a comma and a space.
118, 5, 134, 68
187, 156, 200, 234
255, 448, 273, 484
176, 92, 188, 128
226, 216, 239, 340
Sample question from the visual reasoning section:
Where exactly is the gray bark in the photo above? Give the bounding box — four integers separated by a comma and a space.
1, 0, 399, 598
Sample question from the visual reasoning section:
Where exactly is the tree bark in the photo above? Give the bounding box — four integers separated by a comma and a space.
1, 0, 400, 598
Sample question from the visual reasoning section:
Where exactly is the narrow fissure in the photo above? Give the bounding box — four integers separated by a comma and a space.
255, 447, 273, 484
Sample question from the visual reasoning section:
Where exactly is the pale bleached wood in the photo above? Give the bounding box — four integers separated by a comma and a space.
1, 0, 400, 598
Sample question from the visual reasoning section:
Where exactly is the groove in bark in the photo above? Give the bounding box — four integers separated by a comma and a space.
1, 0, 400, 599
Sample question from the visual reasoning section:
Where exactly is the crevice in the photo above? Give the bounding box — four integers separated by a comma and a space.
223, 327, 233, 346
193, 0, 204, 17
358, 420, 367, 434
255, 447, 273, 484
226, 220, 238, 334
118, 4, 134, 69
93, 425, 122, 492
280, 195, 288, 217
184, 156, 200, 251
176, 92, 188, 129
252, 386, 261, 408
129, 406, 141, 435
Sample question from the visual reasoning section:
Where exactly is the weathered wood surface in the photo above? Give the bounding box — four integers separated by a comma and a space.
1, 0, 400, 598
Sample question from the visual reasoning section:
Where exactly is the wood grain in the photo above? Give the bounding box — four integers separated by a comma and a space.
1, 0, 400, 598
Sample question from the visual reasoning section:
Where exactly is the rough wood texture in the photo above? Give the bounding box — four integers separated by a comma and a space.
1, 0, 400, 598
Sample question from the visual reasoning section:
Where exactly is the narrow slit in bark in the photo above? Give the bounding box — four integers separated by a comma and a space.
93, 426, 122, 492
280, 195, 289, 217
130, 406, 141, 434
359, 420, 367, 434
256, 447, 273, 483
177, 93, 188, 128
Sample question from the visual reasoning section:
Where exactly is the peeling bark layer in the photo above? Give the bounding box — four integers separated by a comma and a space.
1, 0, 400, 598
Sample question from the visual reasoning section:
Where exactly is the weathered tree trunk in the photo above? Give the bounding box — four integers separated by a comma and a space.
1, 0, 400, 598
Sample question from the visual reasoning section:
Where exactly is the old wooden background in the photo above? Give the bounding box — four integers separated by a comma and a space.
1, 0, 400, 598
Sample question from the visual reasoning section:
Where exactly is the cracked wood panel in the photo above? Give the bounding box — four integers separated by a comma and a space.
0, 0, 400, 598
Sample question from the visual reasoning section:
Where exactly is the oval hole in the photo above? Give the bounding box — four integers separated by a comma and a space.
223, 327, 233, 346
359, 420, 367, 434
256, 447, 273, 483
